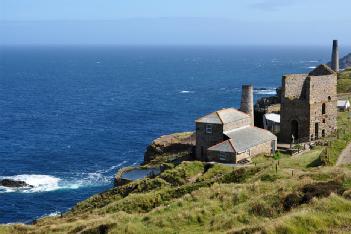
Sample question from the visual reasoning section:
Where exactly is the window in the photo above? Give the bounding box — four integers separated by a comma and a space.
322, 119, 326, 123
322, 130, 326, 138
205, 124, 212, 134
219, 152, 226, 161
328, 96, 331, 101
322, 103, 326, 115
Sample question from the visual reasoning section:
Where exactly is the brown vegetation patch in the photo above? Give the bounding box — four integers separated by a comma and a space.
283, 181, 345, 211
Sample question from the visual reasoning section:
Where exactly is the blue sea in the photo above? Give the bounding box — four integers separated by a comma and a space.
0, 45, 345, 223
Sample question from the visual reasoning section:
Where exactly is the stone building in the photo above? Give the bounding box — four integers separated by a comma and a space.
280, 64, 337, 143
195, 85, 277, 163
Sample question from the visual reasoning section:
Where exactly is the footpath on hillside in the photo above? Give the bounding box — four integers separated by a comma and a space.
336, 142, 351, 166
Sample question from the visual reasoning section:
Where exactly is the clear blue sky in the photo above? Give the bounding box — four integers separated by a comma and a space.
1, 0, 350, 45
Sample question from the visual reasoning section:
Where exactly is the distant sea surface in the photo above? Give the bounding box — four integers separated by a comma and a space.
0, 45, 345, 223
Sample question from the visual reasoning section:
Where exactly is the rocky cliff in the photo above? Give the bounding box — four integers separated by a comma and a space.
144, 132, 195, 164
328, 53, 351, 70
340, 53, 351, 69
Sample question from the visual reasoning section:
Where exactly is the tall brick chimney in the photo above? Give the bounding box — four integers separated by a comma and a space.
240, 85, 254, 125
331, 40, 339, 72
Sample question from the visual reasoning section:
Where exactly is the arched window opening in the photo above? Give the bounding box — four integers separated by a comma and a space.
328, 96, 331, 101
322, 129, 326, 138
322, 103, 326, 115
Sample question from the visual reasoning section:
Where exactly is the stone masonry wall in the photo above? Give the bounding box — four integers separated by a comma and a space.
280, 72, 337, 143
207, 139, 274, 163
207, 150, 236, 163
282, 74, 308, 99
308, 75, 337, 139
248, 140, 275, 157
195, 122, 223, 161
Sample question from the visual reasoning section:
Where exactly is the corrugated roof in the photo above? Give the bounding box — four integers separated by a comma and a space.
264, 113, 280, 123
222, 126, 277, 153
337, 100, 350, 107
196, 108, 249, 124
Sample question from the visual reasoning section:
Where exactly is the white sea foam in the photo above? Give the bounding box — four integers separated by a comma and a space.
179, 90, 194, 94
47, 211, 61, 217
254, 88, 277, 95
0, 175, 61, 193
308, 66, 316, 69
0, 162, 127, 194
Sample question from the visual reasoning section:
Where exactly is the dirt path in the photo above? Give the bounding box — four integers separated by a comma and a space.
336, 142, 351, 166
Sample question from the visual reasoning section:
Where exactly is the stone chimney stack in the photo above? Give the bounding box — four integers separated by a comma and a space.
331, 40, 339, 72
240, 85, 254, 125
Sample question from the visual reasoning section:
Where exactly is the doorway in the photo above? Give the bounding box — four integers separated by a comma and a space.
291, 120, 299, 140
315, 123, 319, 139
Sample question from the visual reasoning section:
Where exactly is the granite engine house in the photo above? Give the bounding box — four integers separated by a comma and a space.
195, 85, 277, 163
280, 65, 337, 143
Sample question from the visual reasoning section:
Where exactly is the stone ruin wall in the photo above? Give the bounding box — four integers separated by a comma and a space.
280, 73, 338, 143
282, 74, 308, 100
280, 74, 310, 142
307, 75, 337, 139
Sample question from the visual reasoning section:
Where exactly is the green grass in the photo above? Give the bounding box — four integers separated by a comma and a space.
337, 68, 351, 93
320, 111, 351, 165
2, 155, 350, 234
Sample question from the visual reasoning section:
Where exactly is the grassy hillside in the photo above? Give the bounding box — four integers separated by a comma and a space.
2, 147, 351, 233
337, 68, 351, 93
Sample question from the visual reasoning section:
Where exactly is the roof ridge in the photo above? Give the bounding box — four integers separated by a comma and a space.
215, 111, 224, 124
228, 139, 236, 153
208, 140, 233, 152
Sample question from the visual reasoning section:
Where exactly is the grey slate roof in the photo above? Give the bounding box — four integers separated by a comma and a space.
196, 108, 250, 124
208, 126, 277, 153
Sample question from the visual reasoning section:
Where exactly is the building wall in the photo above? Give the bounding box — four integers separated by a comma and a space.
223, 117, 251, 132
195, 122, 223, 161
207, 140, 274, 163
282, 74, 308, 99
280, 99, 310, 142
207, 150, 235, 163
249, 140, 275, 157
280, 73, 337, 143
308, 75, 337, 140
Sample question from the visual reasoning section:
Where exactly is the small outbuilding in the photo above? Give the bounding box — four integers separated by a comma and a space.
207, 126, 277, 163
263, 113, 280, 135
337, 100, 350, 111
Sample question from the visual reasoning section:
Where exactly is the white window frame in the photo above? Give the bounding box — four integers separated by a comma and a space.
219, 152, 226, 161
205, 124, 212, 134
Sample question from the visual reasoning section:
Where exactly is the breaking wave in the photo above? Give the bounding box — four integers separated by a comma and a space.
308, 66, 317, 69
179, 90, 195, 94
254, 88, 277, 95
0, 161, 127, 194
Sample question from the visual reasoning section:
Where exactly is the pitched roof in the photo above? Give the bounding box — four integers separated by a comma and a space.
308, 64, 335, 76
196, 108, 250, 124
208, 126, 277, 153
207, 140, 235, 153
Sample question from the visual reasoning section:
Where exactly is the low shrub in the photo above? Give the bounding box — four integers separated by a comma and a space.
249, 202, 275, 217
221, 167, 262, 184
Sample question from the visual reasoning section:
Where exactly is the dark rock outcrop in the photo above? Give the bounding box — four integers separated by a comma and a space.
0, 179, 33, 188
328, 53, 351, 70
340, 53, 351, 70
143, 132, 195, 164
